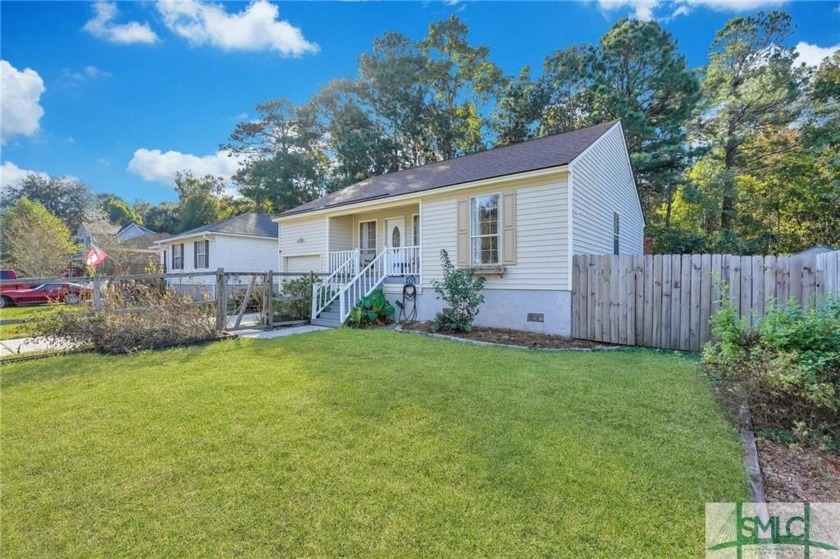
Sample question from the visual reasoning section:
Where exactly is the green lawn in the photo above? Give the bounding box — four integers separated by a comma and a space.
1, 330, 746, 558
0, 305, 61, 340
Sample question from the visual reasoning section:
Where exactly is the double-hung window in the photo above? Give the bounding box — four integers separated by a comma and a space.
172, 243, 184, 270
194, 240, 209, 269
359, 221, 376, 266
470, 194, 500, 265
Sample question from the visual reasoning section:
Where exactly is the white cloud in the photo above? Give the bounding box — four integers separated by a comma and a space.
127, 148, 243, 186
1, 60, 46, 145
157, 0, 318, 56
597, 0, 661, 21
61, 65, 112, 84
83, 1, 159, 45
795, 42, 840, 68
670, 0, 787, 17
0, 161, 48, 189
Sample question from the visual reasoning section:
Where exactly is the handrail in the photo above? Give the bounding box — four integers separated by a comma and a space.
311, 249, 359, 319
338, 249, 387, 323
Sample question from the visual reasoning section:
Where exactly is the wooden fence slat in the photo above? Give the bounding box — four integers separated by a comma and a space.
634, 255, 645, 346
588, 256, 597, 341
763, 255, 777, 310
670, 255, 683, 350
652, 254, 662, 348
777, 256, 790, 305
700, 254, 713, 349
643, 255, 654, 347
679, 254, 692, 351
740, 255, 752, 324
802, 255, 817, 307
789, 256, 803, 307
751, 256, 764, 327
661, 255, 672, 349
689, 254, 702, 352
609, 256, 620, 344
572, 255, 582, 338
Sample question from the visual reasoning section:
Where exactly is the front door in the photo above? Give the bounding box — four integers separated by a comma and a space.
385, 218, 406, 275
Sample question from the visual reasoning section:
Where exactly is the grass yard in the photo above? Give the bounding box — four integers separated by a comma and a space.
0, 305, 61, 340
1, 329, 746, 558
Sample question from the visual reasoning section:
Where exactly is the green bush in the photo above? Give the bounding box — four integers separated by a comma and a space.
274, 276, 319, 321
345, 289, 394, 328
701, 296, 840, 449
430, 249, 485, 332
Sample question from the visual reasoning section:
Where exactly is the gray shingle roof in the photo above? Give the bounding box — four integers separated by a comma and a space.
282, 120, 619, 217
166, 213, 278, 241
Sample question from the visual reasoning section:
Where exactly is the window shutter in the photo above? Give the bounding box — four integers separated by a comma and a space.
171, 247, 175, 268
204, 240, 210, 268
194, 242, 198, 269
456, 197, 469, 267
502, 191, 516, 265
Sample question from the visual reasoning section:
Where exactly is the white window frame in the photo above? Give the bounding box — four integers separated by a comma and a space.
470, 193, 501, 266
358, 220, 377, 265
195, 240, 209, 269
172, 243, 184, 270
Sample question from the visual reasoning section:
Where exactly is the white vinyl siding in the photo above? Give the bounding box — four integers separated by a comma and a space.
421, 176, 569, 290
570, 123, 644, 257
213, 236, 276, 272
278, 217, 327, 272
328, 215, 353, 252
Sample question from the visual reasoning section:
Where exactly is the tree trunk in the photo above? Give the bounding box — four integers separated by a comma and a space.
721, 141, 738, 230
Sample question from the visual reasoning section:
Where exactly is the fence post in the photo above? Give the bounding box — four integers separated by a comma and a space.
93, 275, 102, 311
215, 267, 226, 332
264, 271, 274, 330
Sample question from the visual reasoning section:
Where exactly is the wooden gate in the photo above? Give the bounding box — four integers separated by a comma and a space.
571, 252, 840, 351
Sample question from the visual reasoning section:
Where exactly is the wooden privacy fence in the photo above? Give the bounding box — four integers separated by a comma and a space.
571, 251, 840, 352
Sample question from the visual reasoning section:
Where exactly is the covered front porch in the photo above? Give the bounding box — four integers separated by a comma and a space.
312, 202, 421, 327
325, 202, 421, 280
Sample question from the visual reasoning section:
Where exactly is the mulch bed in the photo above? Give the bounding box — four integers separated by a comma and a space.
757, 439, 840, 502
397, 321, 615, 349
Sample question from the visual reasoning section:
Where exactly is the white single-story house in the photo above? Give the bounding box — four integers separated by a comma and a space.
153, 213, 278, 293
275, 120, 644, 335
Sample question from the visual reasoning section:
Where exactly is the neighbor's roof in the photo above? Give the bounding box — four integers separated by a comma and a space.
281, 120, 619, 217
156, 213, 278, 244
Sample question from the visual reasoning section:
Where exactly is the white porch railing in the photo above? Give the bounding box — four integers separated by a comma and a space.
328, 250, 358, 276
338, 249, 388, 323
316, 246, 420, 324
311, 249, 359, 320
383, 246, 420, 277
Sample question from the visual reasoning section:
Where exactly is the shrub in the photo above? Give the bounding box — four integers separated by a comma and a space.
274, 276, 319, 321
32, 287, 216, 354
229, 285, 263, 313
345, 289, 394, 328
701, 296, 840, 449
430, 249, 485, 332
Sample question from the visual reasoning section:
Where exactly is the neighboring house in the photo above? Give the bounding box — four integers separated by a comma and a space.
275, 120, 644, 334
153, 213, 278, 294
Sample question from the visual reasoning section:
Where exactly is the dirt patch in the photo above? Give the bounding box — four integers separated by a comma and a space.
757, 438, 840, 502
397, 321, 615, 350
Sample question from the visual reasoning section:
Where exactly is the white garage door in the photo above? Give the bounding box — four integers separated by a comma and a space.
284, 255, 321, 273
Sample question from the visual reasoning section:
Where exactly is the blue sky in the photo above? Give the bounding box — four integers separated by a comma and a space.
2, 1, 838, 205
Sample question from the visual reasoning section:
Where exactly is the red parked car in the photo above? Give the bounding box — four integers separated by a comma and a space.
0, 283, 92, 308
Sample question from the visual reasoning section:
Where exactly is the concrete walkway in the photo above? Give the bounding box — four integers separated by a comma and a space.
0, 336, 78, 357
234, 325, 330, 339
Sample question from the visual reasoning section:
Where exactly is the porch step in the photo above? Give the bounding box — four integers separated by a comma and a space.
311, 317, 341, 328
